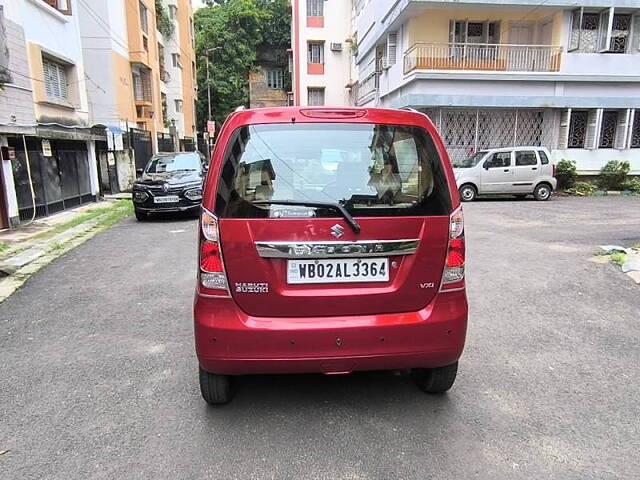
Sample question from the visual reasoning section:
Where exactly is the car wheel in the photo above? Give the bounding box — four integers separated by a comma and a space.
459, 184, 477, 202
533, 183, 552, 201
412, 362, 458, 394
134, 209, 147, 221
199, 367, 233, 405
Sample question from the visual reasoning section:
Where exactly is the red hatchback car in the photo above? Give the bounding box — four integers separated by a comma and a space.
194, 107, 468, 404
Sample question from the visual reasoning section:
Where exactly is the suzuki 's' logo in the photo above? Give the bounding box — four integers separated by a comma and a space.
330, 224, 345, 239
162, 183, 169, 193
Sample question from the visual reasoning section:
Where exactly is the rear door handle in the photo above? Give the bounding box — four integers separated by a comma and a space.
503, 169, 510, 172
532, 167, 538, 170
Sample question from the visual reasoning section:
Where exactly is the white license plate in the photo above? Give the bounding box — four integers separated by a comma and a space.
154, 195, 180, 204
287, 258, 389, 284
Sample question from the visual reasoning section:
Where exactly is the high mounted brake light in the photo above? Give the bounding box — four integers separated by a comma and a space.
441, 207, 465, 291
299, 108, 367, 119
199, 208, 229, 295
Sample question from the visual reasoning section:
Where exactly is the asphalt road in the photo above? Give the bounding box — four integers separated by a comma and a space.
1, 196, 640, 480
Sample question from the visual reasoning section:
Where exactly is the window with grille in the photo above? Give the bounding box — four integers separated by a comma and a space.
172, 53, 181, 68
265, 69, 284, 89
307, 0, 323, 17
139, 1, 148, 34
570, 8, 637, 53
308, 42, 324, 64
568, 111, 588, 148
43, 58, 68, 101
133, 69, 152, 102
175, 99, 183, 113
630, 113, 640, 148
599, 111, 618, 148
307, 87, 325, 106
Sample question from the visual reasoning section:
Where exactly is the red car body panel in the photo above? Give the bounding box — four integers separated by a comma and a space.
194, 106, 467, 375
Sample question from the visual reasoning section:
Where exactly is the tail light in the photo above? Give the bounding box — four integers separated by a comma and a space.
441, 207, 465, 291
552, 164, 557, 177
199, 207, 229, 296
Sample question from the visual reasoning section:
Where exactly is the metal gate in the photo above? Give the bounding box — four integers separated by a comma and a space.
130, 128, 152, 171
9, 137, 95, 221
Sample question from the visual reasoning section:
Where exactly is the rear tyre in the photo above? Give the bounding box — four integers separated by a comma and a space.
533, 183, 552, 201
459, 184, 477, 202
134, 209, 147, 221
412, 362, 458, 394
199, 367, 233, 405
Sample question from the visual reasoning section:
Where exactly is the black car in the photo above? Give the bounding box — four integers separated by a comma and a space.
132, 152, 206, 220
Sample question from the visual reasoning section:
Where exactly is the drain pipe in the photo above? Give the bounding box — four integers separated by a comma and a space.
21, 134, 37, 225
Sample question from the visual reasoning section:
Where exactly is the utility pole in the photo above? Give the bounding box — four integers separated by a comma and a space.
205, 47, 221, 157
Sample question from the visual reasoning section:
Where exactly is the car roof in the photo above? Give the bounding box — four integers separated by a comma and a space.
222, 106, 432, 127
479, 146, 551, 153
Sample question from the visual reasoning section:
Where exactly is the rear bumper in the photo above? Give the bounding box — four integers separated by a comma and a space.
194, 290, 468, 375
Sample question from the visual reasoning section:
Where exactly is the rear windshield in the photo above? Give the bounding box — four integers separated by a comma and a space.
215, 123, 452, 218
145, 153, 201, 174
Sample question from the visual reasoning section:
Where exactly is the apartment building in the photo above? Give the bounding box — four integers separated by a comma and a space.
351, 0, 640, 173
0, 0, 101, 227
78, 0, 197, 170
291, 0, 354, 106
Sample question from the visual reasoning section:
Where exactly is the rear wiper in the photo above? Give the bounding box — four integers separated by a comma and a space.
252, 200, 361, 234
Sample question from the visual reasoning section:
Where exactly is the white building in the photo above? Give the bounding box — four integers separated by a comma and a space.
291, 0, 354, 106
295, 0, 640, 175
0, 0, 100, 227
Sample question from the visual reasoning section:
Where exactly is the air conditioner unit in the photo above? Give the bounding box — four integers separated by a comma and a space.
330, 42, 343, 52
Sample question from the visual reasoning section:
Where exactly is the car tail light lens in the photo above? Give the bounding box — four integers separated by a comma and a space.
552, 164, 557, 177
199, 207, 229, 295
441, 207, 465, 290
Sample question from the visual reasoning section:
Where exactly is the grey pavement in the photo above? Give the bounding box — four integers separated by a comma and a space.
1, 197, 639, 480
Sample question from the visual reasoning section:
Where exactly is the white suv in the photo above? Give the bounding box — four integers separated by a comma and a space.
453, 146, 557, 202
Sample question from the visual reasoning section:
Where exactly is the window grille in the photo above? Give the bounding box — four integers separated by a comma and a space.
307, 88, 325, 106
307, 0, 323, 17
630, 112, 640, 148
568, 111, 588, 148
265, 69, 284, 89
308, 42, 324, 64
139, 1, 148, 34
599, 111, 618, 148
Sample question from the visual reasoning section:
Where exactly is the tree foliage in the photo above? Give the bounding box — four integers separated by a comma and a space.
194, 0, 290, 132
155, 0, 174, 38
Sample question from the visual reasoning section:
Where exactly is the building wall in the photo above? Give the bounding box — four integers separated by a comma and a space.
177, 0, 196, 137
293, 0, 353, 106
249, 67, 288, 108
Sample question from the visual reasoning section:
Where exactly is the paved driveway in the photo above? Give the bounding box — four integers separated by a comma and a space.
1, 196, 639, 479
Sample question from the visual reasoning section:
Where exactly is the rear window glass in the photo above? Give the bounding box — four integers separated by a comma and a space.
214, 123, 452, 218
515, 151, 538, 166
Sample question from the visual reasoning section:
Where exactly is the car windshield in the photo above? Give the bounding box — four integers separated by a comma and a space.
455, 151, 486, 168
215, 123, 451, 218
145, 153, 201, 174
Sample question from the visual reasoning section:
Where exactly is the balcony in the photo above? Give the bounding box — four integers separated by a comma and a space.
404, 43, 563, 74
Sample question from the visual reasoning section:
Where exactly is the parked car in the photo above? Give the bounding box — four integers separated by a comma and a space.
132, 152, 206, 220
453, 146, 557, 202
194, 106, 468, 404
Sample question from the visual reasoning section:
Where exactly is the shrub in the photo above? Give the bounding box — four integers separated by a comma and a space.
621, 177, 640, 193
555, 159, 577, 189
598, 160, 630, 191
565, 181, 597, 196
155, 0, 175, 38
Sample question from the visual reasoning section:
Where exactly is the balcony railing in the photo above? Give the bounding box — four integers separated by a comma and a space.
404, 43, 562, 74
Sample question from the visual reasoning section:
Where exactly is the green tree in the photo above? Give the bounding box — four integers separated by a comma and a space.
194, 0, 290, 132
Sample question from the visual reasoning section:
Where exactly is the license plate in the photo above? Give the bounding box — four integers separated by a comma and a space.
287, 258, 389, 284
154, 195, 179, 204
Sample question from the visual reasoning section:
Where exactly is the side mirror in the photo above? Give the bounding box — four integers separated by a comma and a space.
136, 168, 143, 176
483, 162, 490, 170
